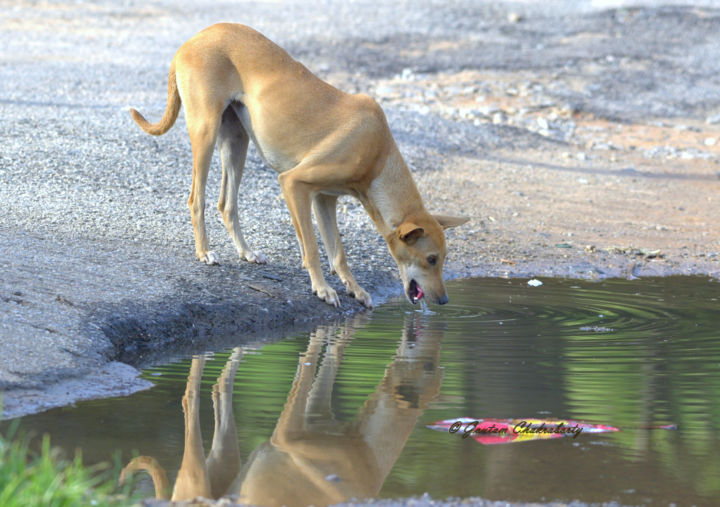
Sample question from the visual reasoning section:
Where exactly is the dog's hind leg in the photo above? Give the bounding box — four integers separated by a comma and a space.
185, 100, 223, 265
313, 193, 373, 307
217, 107, 267, 264
206, 347, 242, 498
174, 356, 212, 500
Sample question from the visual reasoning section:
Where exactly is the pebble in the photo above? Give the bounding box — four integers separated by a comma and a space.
476, 105, 499, 116
375, 85, 395, 96
704, 137, 717, 147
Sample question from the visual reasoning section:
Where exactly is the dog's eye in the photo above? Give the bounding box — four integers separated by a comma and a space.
427, 255, 438, 266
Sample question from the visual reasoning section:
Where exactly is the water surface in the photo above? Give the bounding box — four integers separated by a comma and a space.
8, 277, 720, 505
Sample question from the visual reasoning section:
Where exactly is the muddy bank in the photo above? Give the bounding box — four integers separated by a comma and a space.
1, 0, 719, 419
0, 228, 392, 417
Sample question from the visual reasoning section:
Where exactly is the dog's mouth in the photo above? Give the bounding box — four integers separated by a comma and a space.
408, 279, 424, 304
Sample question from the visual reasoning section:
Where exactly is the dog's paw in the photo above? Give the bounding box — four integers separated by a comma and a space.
344, 281, 373, 308
352, 287, 374, 309
240, 250, 268, 264
200, 251, 220, 265
314, 285, 340, 308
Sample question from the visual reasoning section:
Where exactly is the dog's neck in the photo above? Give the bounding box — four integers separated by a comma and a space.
363, 148, 426, 241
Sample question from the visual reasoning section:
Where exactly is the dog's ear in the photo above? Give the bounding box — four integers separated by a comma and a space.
433, 214, 469, 230
397, 222, 425, 244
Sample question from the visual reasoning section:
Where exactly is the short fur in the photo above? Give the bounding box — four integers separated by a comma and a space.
131, 23, 467, 307
120, 316, 444, 504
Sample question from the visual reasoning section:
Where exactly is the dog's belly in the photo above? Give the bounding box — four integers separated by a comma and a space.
231, 101, 297, 173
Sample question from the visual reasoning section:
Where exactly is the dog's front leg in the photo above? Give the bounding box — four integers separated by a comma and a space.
312, 193, 373, 308
278, 171, 339, 307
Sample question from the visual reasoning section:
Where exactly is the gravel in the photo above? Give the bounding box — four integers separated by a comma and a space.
1, 0, 719, 419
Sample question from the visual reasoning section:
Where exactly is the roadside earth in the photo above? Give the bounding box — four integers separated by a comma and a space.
1, 0, 718, 425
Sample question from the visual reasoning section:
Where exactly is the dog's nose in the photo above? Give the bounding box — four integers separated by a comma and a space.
437, 294, 449, 305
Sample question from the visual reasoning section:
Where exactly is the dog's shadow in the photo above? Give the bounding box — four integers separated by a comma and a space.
121, 313, 445, 507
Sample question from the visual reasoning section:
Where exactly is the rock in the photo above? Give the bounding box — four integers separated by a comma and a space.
507, 12, 522, 23
375, 85, 395, 97
637, 248, 663, 259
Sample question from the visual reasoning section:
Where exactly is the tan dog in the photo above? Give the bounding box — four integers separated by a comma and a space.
131, 23, 467, 307
121, 314, 444, 505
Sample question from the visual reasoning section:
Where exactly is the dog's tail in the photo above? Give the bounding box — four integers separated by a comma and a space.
130, 62, 181, 136
119, 455, 171, 499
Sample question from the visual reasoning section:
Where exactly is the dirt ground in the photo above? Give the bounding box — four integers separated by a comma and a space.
1, 0, 719, 420
358, 65, 720, 282
1, 2, 719, 507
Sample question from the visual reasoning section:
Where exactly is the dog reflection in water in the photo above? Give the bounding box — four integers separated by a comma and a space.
121, 314, 444, 506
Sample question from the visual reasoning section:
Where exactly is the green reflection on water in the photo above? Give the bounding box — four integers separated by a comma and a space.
6, 277, 720, 505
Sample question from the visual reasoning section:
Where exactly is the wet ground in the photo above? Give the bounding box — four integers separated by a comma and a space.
6, 277, 720, 506
1, 0, 720, 420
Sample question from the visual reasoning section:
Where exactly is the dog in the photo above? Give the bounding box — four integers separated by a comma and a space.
131, 23, 468, 308
121, 314, 444, 505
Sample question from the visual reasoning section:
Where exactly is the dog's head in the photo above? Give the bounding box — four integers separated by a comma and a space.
388, 214, 468, 305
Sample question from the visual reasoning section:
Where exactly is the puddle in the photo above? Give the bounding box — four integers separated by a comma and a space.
5, 276, 720, 505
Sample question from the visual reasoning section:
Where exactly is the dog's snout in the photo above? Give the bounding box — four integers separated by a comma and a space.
437, 294, 449, 305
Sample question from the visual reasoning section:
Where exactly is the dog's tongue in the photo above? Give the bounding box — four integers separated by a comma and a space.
416, 285, 424, 301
